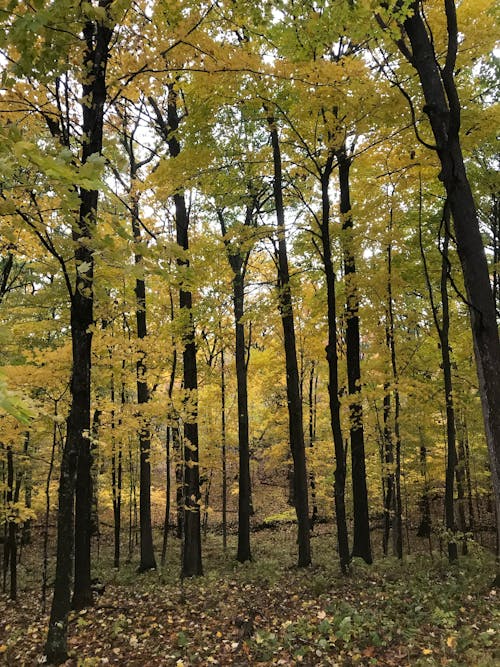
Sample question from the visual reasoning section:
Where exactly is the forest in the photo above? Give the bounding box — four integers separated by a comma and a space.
0, 0, 499, 665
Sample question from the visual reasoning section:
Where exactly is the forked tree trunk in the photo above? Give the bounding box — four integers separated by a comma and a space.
393, 0, 500, 573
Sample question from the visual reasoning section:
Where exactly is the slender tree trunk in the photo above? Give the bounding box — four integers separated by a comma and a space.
221, 345, 228, 551
439, 228, 459, 562
161, 427, 171, 566
233, 267, 252, 563
6, 445, 16, 601
385, 226, 403, 560
177, 194, 203, 577
308, 362, 319, 527
417, 432, 432, 540
458, 411, 476, 539
131, 198, 156, 572
149, 88, 202, 576
396, 0, 500, 574
90, 409, 100, 541
162, 297, 178, 565
268, 115, 311, 567
419, 201, 458, 562
110, 372, 123, 570
319, 159, 350, 573
218, 210, 252, 563
337, 147, 372, 564
382, 383, 394, 556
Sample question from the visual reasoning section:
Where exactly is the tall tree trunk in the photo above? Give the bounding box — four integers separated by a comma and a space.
43, 12, 113, 641
382, 383, 394, 556
385, 226, 403, 560
161, 427, 172, 566
393, 0, 500, 575
439, 227, 459, 562
337, 147, 372, 564
6, 445, 17, 601
419, 202, 458, 562
268, 115, 311, 567
132, 197, 156, 572
110, 370, 123, 570
320, 158, 350, 573
217, 210, 252, 563
308, 362, 319, 527
150, 88, 202, 576
458, 411, 476, 539
232, 265, 252, 563
220, 345, 228, 551
162, 293, 178, 565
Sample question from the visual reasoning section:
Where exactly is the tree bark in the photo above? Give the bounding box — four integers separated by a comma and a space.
337, 147, 372, 564
397, 0, 500, 567
268, 115, 311, 567
218, 208, 253, 563
320, 158, 350, 573
132, 198, 156, 573
46, 8, 113, 658
149, 88, 202, 576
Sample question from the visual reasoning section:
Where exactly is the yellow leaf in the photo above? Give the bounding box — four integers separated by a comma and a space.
446, 635, 457, 649
422, 648, 433, 655
0, 646, 7, 653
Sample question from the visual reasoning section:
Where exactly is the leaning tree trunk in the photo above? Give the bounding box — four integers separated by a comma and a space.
337, 147, 372, 565
268, 115, 311, 567
393, 0, 500, 574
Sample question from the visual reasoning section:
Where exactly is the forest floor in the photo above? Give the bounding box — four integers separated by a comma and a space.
0, 525, 498, 666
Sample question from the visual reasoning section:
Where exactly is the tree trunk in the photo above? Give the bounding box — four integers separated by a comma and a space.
385, 228, 403, 560
47, 12, 111, 625
132, 198, 156, 573
221, 345, 228, 551
382, 383, 394, 556
6, 445, 17, 601
233, 265, 252, 563
439, 227, 459, 562
308, 362, 319, 527
268, 115, 311, 567
163, 296, 178, 565
150, 87, 202, 576
338, 147, 372, 564
320, 160, 350, 573
218, 209, 253, 563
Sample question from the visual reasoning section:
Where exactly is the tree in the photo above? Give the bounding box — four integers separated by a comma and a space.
381, 0, 500, 571
267, 111, 311, 567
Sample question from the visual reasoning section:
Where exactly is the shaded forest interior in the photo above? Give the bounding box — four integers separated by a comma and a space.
0, 0, 499, 664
